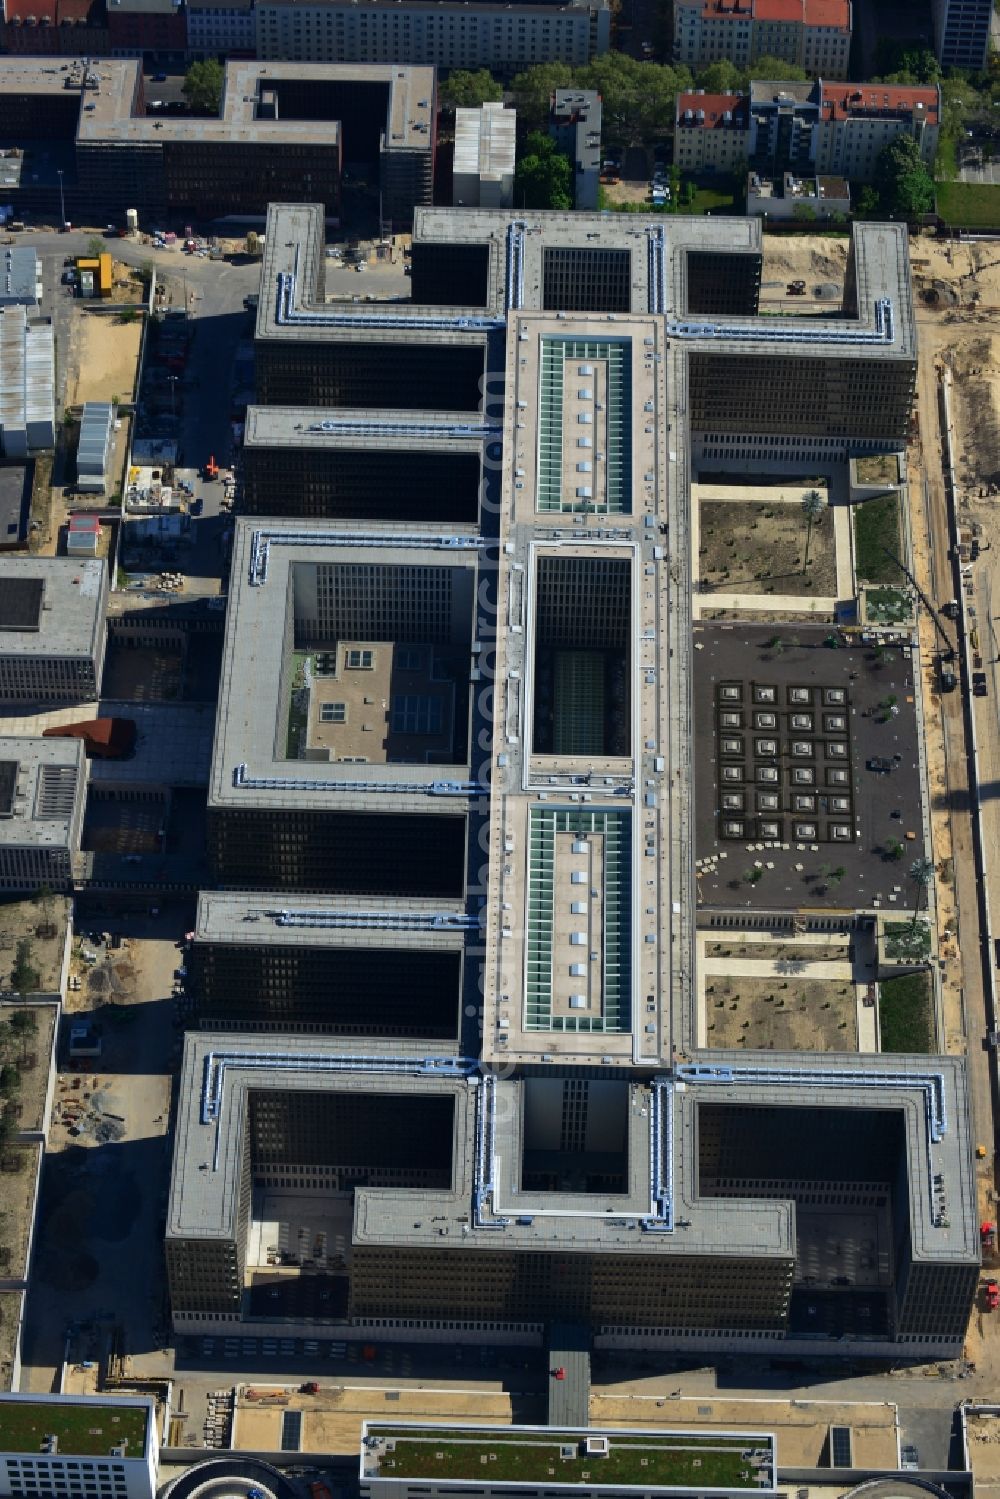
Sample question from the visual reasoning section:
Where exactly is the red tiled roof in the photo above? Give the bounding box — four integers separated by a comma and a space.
803, 0, 850, 24
676, 92, 748, 126
820, 81, 939, 125
753, 0, 804, 20
4, 0, 58, 22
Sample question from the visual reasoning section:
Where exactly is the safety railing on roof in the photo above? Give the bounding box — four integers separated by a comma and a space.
231, 764, 480, 797
263, 908, 481, 932
248, 527, 485, 586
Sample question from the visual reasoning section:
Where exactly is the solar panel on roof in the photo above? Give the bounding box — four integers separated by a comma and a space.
830, 1427, 853, 1468
0, 576, 43, 631
0, 760, 16, 817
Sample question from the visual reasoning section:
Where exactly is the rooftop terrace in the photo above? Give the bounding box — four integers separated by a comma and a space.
362, 1425, 777, 1491
0, 1398, 148, 1457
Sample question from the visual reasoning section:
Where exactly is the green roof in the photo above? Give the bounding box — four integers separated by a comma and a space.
365, 1427, 775, 1491
0, 1401, 148, 1458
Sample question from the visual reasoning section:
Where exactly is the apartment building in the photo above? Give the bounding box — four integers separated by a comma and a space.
549, 88, 602, 210
106, 0, 186, 56
0, 58, 434, 229
185, 0, 255, 55
674, 91, 750, 175
254, 0, 611, 75
747, 80, 941, 182
453, 102, 516, 209
674, 0, 851, 79
0, 558, 107, 706
932, 0, 990, 68
0, 737, 85, 891
0, 1396, 157, 1499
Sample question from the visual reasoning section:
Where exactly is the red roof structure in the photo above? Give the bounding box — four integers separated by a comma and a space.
43, 718, 137, 759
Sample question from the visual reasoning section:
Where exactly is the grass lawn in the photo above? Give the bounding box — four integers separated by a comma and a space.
689, 185, 736, 214
853, 492, 902, 583
936, 180, 1000, 229
379, 1433, 766, 1489
879, 970, 934, 1053
0, 1401, 148, 1456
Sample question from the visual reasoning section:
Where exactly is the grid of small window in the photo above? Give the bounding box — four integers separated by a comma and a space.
320, 702, 347, 723
346, 648, 374, 670
391, 695, 443, 735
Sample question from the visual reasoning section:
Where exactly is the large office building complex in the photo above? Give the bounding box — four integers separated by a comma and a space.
0, 58, 434, 227
0, 1396, 158, 1499
165, 203, 977, 1358
931, 0, 990, 67
0, 736, 85, 891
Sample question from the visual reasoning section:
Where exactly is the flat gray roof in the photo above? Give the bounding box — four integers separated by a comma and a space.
210, 520, 480, 815
0, 58, 434, 154
168, 1031, 977, 1266
0, 557, 105, 662
242, 406, 487, 457
0, 736, 84, 851
194, 890, 469, 951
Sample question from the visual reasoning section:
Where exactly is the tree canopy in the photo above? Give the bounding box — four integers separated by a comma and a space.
515, 131, 573, 209
693, 59, 744, 94
440, 68, 503, 111
182, 58, 224, 115
871, 41, 942, 83
508, 63, 576, 131
747, 56, 808, 82
874, 134, 935, 219
576, 53, 692, 143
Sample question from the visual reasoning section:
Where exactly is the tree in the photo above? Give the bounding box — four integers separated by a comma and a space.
874, 134, 934, 219
578, 55, 692, 144
440, 69, 503, 111
182, 58, 224, 116
509, 63, 575, 132
10, 941, 39, 998
909, 856, 935, 927
695, 59, 744, 94
855, 184, 881, 219
86, 235, 105, 258
801, 488, 826, 571
515, 132, 573, 210
872, 41, 942, 83
8, 1012, 35, 1064
0, 1066, 19, 1100
750, 56, 808, 82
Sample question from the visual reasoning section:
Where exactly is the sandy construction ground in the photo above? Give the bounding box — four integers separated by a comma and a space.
65, 313, 142, 407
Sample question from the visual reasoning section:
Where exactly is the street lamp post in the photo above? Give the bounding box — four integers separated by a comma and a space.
56, 169, 65, 229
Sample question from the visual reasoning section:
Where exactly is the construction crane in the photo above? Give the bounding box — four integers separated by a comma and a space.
881, 546, 957, 658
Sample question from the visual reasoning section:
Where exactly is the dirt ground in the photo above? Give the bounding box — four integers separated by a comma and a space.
704, 974, 858, 1050
699, 499, 837, 595
1, 1006, 55, 1133
704, 940, 848, 961
760, 235, 849, 311
65, 314, 142, 407
0, 896, 70, 992
590, 1392, 897, 1468
234, 1384, 519, 1454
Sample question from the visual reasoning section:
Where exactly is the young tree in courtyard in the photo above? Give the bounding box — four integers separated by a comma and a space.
801, 488, 826, 571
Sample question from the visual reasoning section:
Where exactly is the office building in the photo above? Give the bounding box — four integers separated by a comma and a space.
674, 0, 851, 79
241, 407, 485, 524
549, 89, 602, 210
674, 91, 750, 175
0, 0, 110, 56
931, 0, 990, 67
254, 0, 611, 75
163, 201, 978, 1357
186, 891, 467, 1038
0, 557, 107, 705
0, 736, 85, 890
0, 1396, 157, 1499
206, 518, 478, 892
453, 103, 516, 209
0, 250, 40, 311
0, 59, 434, 228
0, 306, 53, 459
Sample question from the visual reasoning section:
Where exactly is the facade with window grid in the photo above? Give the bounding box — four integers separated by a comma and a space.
0, 1397, 157, 1499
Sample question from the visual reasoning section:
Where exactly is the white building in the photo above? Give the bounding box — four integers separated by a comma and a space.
255, 0, 610, 72
0, 306, 54, 460
76, 402, 114, 494
0, 1395, 157, 1499
453, 103, 516, 209
674, 0, 851, 80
